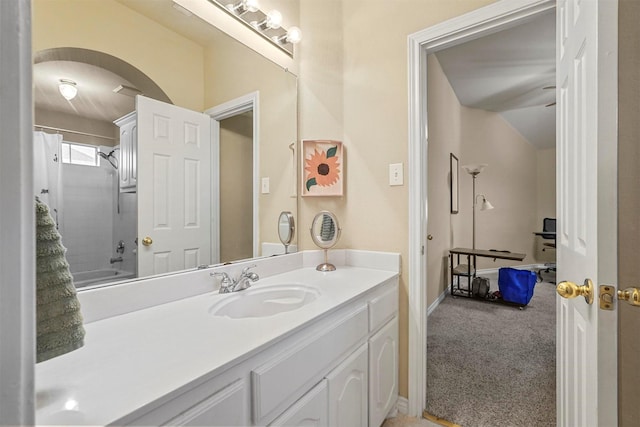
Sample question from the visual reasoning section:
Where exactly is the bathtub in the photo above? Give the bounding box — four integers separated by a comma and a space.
73, 269, 136, 289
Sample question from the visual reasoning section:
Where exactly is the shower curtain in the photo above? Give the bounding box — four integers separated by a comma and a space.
33, 131, 63, 230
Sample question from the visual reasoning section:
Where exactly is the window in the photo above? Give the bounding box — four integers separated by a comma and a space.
61, 142, 99, 166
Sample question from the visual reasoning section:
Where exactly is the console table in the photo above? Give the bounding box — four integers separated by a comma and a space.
449, 247, 526, 298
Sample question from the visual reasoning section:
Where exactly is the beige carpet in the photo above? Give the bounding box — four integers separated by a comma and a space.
425, 272, 556, 426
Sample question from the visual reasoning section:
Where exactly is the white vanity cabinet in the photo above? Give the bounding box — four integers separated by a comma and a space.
114, 111, 137, 192
121, 277, 399, 427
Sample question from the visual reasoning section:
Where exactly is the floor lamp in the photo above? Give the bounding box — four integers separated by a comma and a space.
462, 164, 494, 251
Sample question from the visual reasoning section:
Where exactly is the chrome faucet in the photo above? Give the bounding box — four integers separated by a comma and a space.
110, 256, 123, 264
211, 265, 259, 293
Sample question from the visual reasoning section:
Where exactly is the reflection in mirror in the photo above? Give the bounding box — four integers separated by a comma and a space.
310, 211, 341, 272
277, 211, 295, 253
32, 0, 297, 289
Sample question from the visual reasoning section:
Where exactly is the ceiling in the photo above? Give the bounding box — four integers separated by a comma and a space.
33, 60, 138, 123
434, 11, 556, 149
33, 0, 216, 125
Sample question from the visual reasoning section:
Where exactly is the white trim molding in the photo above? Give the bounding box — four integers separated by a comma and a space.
0, 0, 35, 423
406, 0, 555, 417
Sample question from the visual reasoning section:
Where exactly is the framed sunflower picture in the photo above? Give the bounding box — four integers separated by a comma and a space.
302, 140, 344, 197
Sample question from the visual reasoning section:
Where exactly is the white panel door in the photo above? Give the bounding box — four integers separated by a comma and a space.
556, 0, 617, 426
136, 95, 212, 277
326, 343, 368, 427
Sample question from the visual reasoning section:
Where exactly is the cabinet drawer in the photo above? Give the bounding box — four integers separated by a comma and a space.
164, 380, 245, 426
368, 282, 398, 333
269, 380, 327, 427
252, 304, 368, 425
124, 377, 248, 426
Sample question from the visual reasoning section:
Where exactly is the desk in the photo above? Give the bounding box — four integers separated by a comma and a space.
533, 231, 556, 239
533, 231, 556, 280
449, 247, 526, 297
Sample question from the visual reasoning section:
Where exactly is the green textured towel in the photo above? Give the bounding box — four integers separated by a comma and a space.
36, 198, 85, 363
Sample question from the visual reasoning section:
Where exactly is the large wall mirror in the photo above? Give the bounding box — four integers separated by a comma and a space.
32, 0, 298, 289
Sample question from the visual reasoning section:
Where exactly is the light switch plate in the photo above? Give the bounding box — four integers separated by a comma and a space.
389, 163, 403, 186
261, 177, 270, 194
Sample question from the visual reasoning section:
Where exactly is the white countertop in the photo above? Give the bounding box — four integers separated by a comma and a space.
36, 255, 399, 426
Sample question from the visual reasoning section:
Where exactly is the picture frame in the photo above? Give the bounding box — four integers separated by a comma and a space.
450, 153, 459, 214
301, 140, 344, 197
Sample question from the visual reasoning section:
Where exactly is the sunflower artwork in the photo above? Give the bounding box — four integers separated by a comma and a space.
302, 140, 343, 196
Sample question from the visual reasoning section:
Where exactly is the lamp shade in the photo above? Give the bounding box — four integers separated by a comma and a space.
480, 197, 494, 211
462, 163, 488, 175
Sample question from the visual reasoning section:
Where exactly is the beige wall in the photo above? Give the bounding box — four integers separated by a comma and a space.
220, 115, 254, 262
297, 0, 497, 398
618, 1, 640, 425
425, 54, 542, 306
457, 105, 538, 270
426, 55, 464, 306
536, 148, 556, 263
203, 30, 298, 251
33, 0, 205, 112
34, 107, 118, 147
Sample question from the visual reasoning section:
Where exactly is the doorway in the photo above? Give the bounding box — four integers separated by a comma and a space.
405, 0, 558, 417
206, 91, 260, 264
422, 11, 557, 424
219, 111, 254, 262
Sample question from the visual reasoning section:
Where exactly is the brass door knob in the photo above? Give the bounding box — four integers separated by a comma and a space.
142, 236, 153, 247
618, 287, 640, 307
557, 279, 594, 305
427, 234, 433, 240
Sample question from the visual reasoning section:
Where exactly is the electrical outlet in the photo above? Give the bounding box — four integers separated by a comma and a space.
261, 177, 270, 194
389, 163, 403, 186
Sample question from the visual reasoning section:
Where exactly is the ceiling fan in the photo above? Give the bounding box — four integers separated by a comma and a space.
543, 85, 556, 107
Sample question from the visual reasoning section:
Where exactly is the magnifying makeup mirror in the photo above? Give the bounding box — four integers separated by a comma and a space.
310, 211, 341, 271
277, 211, 295, 254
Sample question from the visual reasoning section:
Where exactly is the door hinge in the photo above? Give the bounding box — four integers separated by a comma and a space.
421, 245, 424, 255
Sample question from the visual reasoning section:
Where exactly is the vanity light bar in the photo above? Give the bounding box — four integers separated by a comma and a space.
208, 0, 301, 56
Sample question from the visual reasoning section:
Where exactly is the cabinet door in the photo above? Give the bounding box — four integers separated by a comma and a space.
269, 380, 328, 427
369, 316, 398, 427
326, 343, 368, 427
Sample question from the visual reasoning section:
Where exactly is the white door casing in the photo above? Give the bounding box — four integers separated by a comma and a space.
556, 0, 618, 426
136, 95, 212, 277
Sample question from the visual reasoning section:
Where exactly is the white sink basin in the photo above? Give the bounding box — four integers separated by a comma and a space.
209, 284, 320, 318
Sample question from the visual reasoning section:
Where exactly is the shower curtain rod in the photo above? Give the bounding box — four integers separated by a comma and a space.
34, 124, 116, 141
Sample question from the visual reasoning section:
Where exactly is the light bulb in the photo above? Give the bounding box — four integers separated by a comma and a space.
266, 10, 282, 29
286, 26, 302, 44
244, 0, 259, 12
58, 79, 77, 101
227, 0, 259, 15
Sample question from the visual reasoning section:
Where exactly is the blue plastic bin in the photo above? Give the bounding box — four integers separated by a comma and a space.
498, 268, 537, 305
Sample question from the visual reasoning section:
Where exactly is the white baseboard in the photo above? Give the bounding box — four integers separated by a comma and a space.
396, 396, 409, 415
427, 288, 448, 316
